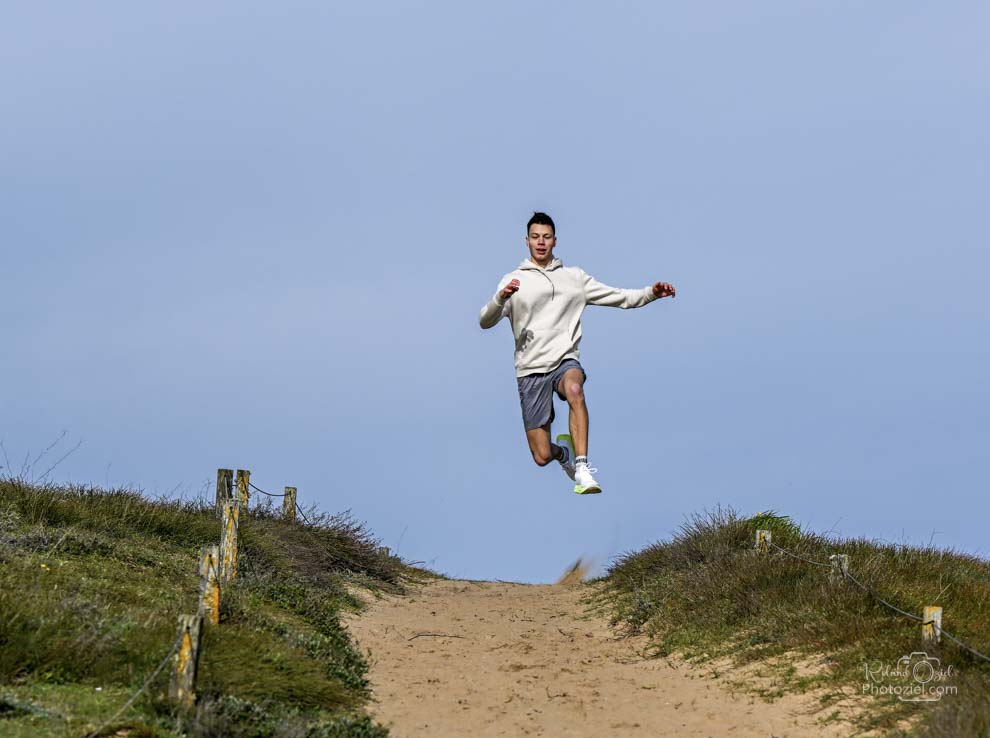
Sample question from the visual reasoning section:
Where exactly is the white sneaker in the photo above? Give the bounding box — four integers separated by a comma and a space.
554, 434, 576, 481
573, 461, 602, 495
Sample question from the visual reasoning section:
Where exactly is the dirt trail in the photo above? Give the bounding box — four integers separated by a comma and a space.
346, 578, 849, 738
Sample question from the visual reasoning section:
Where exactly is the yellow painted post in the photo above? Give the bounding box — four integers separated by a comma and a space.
829, 554, 849, 585
219, 501, 240, 582
199, 545, 221, 625
922, 606, 943, 645
235, 469, 250, 507
169, 614, 203, 709
755, 529, 771, 553
283, 487, 297, 522
215, 468, 233, 514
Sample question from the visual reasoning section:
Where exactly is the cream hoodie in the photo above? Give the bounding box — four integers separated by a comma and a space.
479, 257, 659, 377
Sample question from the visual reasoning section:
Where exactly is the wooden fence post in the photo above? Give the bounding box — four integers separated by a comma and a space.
283, 487, 297, 522
215, 468, 233, 514
922, 606, 943, 645
829, 554, 849, 585
755, 529, 772, 553
235, 469, 250, 506
199, 545, 221, 625
219, 501, 240, 582
169, 614, 203, 709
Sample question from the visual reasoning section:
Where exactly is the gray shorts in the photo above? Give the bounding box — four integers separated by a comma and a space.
516, 359, 587, 431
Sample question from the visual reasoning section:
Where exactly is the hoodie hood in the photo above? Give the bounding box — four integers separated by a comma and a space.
518, 257, 563, 271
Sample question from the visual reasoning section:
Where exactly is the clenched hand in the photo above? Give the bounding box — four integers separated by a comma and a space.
652, 282, 676, 299
499, 279, 521, 301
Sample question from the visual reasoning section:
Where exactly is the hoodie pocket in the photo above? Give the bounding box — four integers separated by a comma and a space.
515, 329, 535, 353
515, 329, 566, 365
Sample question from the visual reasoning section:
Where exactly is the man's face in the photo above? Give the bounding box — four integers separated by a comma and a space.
526, 224, 556, 265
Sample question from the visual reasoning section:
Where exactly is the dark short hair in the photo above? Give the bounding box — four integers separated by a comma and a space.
526, 211, 555, 235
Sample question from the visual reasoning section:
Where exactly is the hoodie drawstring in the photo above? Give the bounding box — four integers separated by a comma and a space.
535, 270, 555, 300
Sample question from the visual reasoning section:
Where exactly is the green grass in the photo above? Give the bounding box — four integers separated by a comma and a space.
595, 508, 990, 737
0, 478, 433, 737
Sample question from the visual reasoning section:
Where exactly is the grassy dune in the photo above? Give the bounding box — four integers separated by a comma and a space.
597, 510, 990, 737
0, 479, 429, 738
6, 480, 988, 737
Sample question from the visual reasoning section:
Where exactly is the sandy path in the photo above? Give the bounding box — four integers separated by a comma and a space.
345, 578, 849, 738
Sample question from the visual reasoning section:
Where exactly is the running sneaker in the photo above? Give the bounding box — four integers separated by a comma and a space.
573, 461, 602, 495
554, 433, 576, 481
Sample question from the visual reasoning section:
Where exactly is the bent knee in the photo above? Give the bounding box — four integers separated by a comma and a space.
563, 381, 585, 404
531, 450, 554, 467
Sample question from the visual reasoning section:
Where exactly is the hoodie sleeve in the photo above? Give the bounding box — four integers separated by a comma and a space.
479, 275, 513, 328
581, 269, 658, 308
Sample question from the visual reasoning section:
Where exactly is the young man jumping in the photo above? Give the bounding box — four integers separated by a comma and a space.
479, 212, 676, 494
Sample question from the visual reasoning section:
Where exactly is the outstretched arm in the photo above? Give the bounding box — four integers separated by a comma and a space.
479, 278, 520, 328
583, 271, 675, 308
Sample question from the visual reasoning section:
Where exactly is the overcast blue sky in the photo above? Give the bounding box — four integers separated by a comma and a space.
3, 2, 987, 583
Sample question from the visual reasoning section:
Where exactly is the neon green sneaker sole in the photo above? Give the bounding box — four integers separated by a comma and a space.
556, 434, 602, 493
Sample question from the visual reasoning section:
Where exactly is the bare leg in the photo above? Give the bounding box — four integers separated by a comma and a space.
526, 421, 565, 467
558, 368, 589, 457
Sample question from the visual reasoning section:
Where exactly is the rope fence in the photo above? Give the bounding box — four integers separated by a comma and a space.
84, 466, 316, 735
842, 569, 926, 623
249, 479, 312, 524
756, 529, 990, 665
83, 637, 182, 738
768, 541, 831, 570
249, 480, 286, 498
